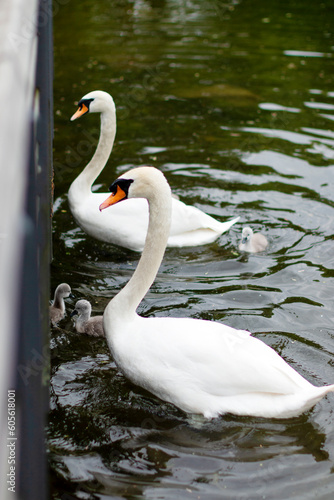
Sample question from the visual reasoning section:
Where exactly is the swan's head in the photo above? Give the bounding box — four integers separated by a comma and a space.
241, 227, 253, 244
99, 166, 170, 211
71, 90, 115, 121
70, 299, 92, 319
55, 283, 72, 299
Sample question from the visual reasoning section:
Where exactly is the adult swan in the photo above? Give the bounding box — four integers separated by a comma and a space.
99, 166, 334, 419
68, 90, 239, 252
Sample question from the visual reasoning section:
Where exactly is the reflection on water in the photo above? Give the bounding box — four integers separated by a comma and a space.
50, 0, 334, 498
49, 329, 332, 499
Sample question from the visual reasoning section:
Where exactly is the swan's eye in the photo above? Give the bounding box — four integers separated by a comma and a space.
81, 98, 94, 105
109, 183, 118, 196
109, 178, 134, 197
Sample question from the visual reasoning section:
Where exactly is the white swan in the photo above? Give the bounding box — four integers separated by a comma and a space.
70, 299, 104, 337
239, 226, 268, 253
99, 166, 334, 419
68, 90, 239, 252
50, 283, 71, 325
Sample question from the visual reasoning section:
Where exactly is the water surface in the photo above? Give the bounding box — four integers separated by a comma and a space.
50, 1, 334, 498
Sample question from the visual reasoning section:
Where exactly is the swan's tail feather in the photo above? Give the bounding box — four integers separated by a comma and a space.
306, 383, 334, 410
218, 216, 240, 234
321, 383, 334, 395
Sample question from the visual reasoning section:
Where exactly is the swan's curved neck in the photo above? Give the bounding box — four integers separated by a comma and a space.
77, 314, 88, 327
70, 108, 116, 197
53, 295, 64, 312
108, 181, 172, 320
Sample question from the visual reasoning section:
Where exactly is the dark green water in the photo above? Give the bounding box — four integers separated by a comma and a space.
50, 1, 334, 498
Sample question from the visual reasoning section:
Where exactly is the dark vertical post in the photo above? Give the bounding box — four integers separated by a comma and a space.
35, 0, 54, 294
16, 0, 53, 499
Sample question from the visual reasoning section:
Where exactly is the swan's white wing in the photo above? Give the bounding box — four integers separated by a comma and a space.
111, 316, 313, 400
170, 197, 237, 234
108, 316, 322, 418
70, 192, 239, 251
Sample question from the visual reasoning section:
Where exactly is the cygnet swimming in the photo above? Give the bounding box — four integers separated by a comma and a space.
71, 299, 104, 337
239, 226, 268, 253
50, 283, 72, 325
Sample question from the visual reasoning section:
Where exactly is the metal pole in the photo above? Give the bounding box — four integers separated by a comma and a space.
16, 0, 53, 498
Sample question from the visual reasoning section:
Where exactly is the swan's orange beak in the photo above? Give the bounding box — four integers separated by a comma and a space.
99, 185, 127, 211
70, 103, 89, 121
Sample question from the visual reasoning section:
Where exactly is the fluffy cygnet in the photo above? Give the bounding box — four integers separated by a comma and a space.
239, 226, 268, 253
71, 299, 104, 337
50, 283, 72, 325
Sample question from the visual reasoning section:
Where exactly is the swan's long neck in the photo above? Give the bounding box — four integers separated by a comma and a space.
77, 314, 88, 329
69, 108, 116, 199
107, 178, 172, 320
53, 294, 65, 313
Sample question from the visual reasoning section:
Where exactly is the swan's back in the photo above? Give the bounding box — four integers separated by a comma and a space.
106, 314, 332, 419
